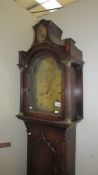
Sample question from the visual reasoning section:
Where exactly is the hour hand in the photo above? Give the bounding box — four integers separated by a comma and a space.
38, 91, 48, 96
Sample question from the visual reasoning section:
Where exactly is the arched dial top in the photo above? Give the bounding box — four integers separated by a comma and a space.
28, 55, 62, 116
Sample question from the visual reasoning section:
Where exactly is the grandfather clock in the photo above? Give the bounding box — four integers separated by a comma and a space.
17, 19, 84, 175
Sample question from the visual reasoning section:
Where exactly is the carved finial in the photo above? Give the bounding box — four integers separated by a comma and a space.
17, 51, 27, 70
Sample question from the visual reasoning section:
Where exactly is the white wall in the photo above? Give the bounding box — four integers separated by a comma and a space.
41, 0, 98, 174
0, 1, 37, 175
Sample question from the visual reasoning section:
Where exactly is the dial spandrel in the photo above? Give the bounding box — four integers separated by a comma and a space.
28, 56, 61, 116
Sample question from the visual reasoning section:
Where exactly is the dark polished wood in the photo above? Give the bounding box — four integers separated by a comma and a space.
17, 19, 84, 175
27, 122, 76, 175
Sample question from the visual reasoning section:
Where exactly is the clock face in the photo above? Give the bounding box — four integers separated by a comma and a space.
28, 55, 62, 116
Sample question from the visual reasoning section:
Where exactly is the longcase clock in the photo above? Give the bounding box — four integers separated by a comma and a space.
17, 19, 84, 175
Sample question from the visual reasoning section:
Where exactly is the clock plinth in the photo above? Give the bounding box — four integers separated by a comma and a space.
17, 19, 84, 175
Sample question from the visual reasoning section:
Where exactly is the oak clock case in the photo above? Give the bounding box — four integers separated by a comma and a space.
17, 19, 84, 175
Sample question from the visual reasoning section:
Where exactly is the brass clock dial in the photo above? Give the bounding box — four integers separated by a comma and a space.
28, 56, 62, 115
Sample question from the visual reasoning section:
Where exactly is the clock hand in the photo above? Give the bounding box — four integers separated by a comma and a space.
38, 91, 48, 96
